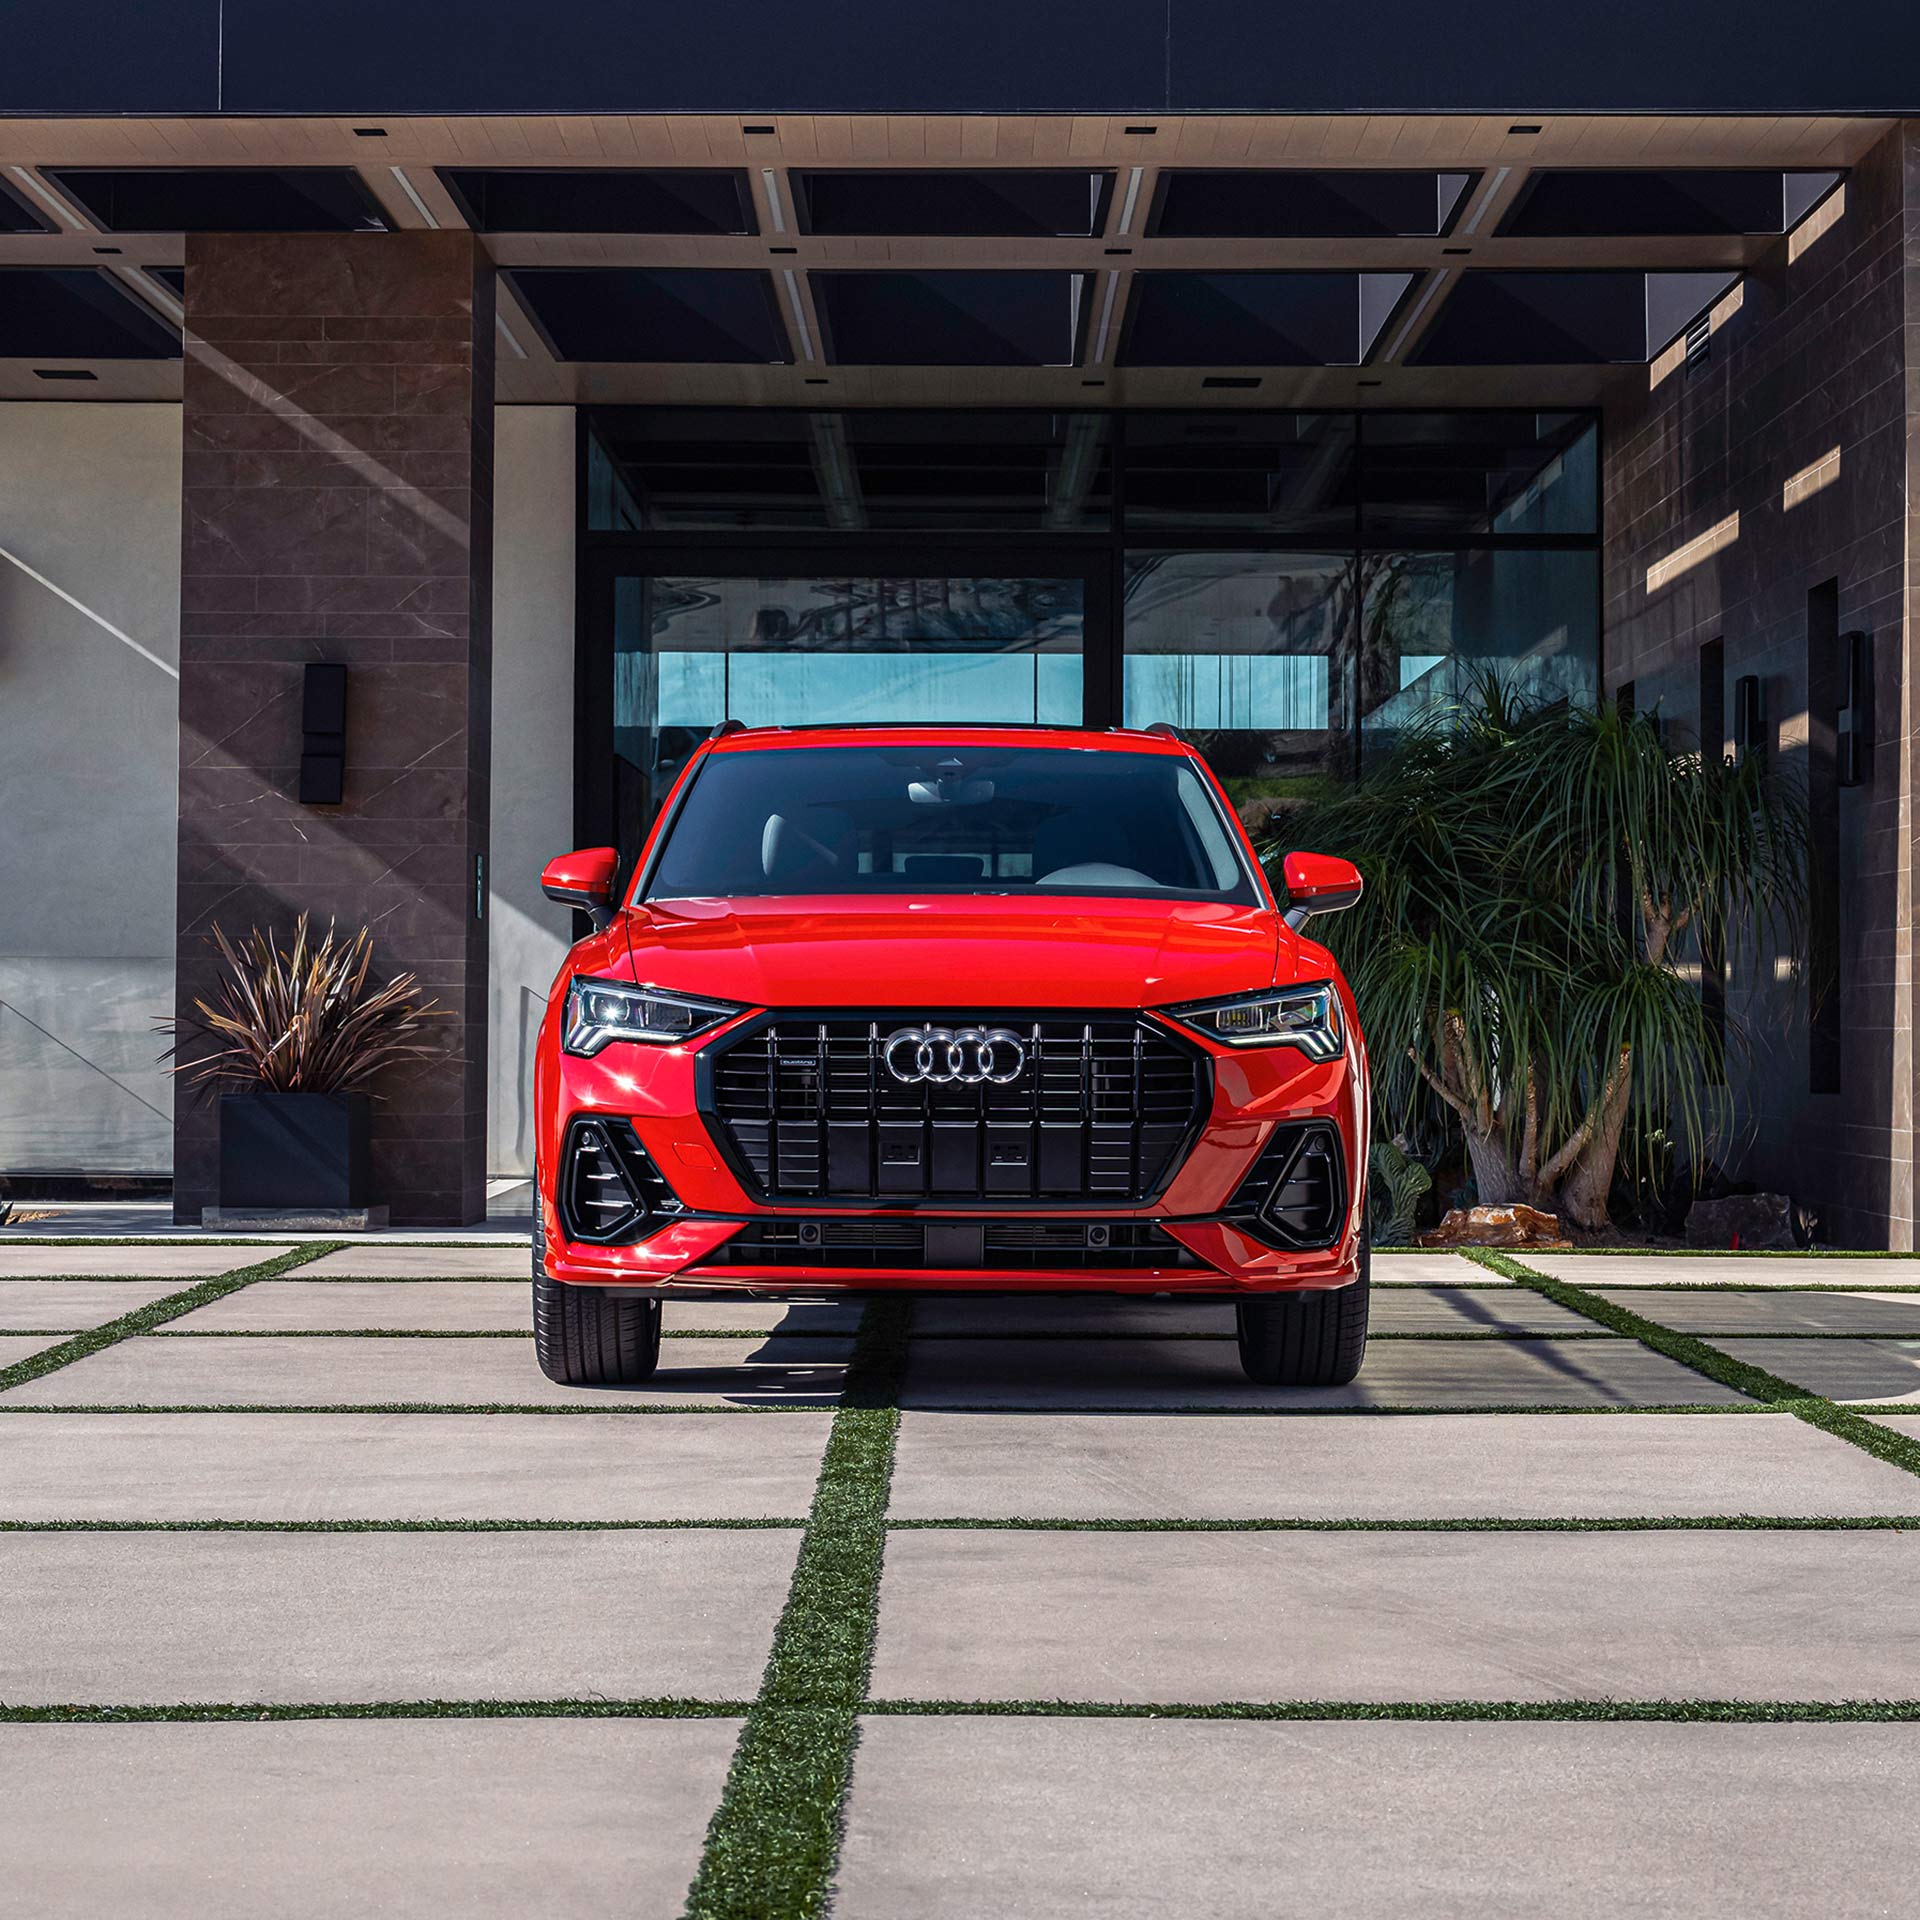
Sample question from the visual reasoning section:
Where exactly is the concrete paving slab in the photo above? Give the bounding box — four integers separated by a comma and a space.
898, 1336, 1744, 1409
300, 1245, 531, 1278
1527, 1254, 1920, 1287
1717, 1338, 1920, 1405
887, 1409, 1920, 1521
909, 1287, 1590, 1339
172, 1281, 533, 1332
1607, 1289, 1920, 1336
663, 1299, 864, 1335
1374, 1252, 1498, 1282
0, 1411, 831, 1521
2, 1529, 796, 1703
837, 1717, 1920, 1920
0, 1244, 263, 1278
1, 1333, 851, 1407
0, 1279, 187, 1330
0, 1717, 739, 1920
0, 1334, 59, 1371
871, 1528, 1920, 1702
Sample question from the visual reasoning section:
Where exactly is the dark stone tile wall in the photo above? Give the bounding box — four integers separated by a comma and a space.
1601, 124, 1918, 1246
172, 232, 494, 1226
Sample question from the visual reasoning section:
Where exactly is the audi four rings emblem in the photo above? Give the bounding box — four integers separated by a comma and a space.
883, 1024, 1028, 1086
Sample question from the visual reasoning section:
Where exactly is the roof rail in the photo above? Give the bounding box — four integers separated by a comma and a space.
1144, 721, 1185, 742
708, 718, 746, 740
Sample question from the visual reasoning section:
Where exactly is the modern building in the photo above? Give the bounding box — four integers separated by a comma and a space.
1, 7, 1916, 1238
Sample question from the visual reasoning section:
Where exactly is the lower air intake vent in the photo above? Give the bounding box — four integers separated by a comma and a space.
559, 1116, 685, 1246
1226, 1121, 1346, 1250
698, 1219, 1202, 1272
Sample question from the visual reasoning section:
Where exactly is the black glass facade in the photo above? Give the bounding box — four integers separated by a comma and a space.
579, 407, 1598, 855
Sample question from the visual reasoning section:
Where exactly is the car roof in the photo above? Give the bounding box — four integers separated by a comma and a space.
701, 723, 1191, 756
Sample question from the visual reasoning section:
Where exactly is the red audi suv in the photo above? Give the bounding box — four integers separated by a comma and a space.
532, 724, 1369, 1387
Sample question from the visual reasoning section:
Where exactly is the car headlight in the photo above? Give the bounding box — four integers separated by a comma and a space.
1165, 983, 1344, 1059
562, 978, 742, 1057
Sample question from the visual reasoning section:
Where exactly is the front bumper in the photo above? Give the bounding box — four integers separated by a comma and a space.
536, 1010, 1367, 1297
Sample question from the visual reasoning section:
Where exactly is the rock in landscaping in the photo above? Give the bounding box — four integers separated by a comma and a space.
1685, 1192, 1795, 1250
1416, 1204, 1569, 1249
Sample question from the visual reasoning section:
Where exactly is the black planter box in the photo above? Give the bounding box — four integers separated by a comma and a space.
218, 1092, 372, 1209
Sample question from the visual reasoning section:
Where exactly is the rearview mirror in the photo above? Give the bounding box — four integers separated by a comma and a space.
541, 847, 620, 932
1281, 851, 1363, 930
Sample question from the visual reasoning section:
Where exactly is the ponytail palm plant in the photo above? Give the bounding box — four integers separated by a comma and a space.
1276, 678, 1805, 1231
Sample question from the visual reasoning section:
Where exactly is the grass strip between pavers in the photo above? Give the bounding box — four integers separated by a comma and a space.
858, 1698, 1920, 1723
883, 1513, 1920, 1532
680, 1292, 914, 1920
0, 1244, 342, 1395
0, 1518, 807, 1533
1468, 1249, 1920, 1483
0, 1698, 751, 1725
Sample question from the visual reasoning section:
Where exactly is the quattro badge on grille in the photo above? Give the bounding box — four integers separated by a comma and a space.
883, 1024, 1027, 1086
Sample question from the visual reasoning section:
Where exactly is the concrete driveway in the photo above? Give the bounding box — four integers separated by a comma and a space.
3, 1239, 1919, 1917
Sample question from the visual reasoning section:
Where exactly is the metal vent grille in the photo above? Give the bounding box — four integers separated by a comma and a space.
699, 1218, 1201, 1272
558, 1116, 685, 1245
703, 1014, 1209, 1206
1226, 1120, 1346, 1250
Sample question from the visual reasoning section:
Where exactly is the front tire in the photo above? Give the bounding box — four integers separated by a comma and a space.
1235, 1222, 1370, 1386
532, 1208, 662, 1386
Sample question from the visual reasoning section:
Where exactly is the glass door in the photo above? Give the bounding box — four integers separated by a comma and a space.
578, 545, 1113, 866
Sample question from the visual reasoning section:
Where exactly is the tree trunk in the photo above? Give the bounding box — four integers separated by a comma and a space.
1555, 1047, 1634, 1231
1464, 1128, 1526, 1206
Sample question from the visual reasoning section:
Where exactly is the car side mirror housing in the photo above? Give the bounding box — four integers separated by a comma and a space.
541, 847, 621, 933
1281, 851, 1364, 930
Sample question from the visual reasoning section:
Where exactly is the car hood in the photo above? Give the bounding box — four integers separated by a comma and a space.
620, 895, 1292, 1010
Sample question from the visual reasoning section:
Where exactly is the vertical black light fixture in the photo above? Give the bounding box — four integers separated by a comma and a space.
1837, 628, 1873, 788
298, 662, 347, 805
1732, 674, 1765, 762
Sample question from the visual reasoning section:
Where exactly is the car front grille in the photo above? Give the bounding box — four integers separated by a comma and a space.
697, 1218, 1205, 1272
702, 1013, 1210, 1206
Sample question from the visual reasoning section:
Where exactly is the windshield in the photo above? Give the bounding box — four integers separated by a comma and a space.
643, 745, 1260, 902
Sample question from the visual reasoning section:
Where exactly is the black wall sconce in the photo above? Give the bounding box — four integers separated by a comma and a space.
1838, 629, 1873, 788
1732, 673, 1765, 763
298, 662, 347, 805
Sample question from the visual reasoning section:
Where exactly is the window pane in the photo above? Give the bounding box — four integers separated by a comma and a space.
1359, 547, 1600, 755
647, 745, 1255, 901
1123, 551, 1351, 826
586, 409, 1111, 531
1359, 412, 1597, 540
1123, 412, 1357, 541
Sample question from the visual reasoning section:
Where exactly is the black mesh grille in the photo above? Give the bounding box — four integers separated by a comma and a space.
698, 1218, 1202, 1272
559, 1117, 685, 1245
703, 1014, 1209, 1206
1226, 1120, 1346, 1249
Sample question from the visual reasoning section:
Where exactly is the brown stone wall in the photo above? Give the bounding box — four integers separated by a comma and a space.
172, 232, 494, 1226
1602, 124, 1918, 1245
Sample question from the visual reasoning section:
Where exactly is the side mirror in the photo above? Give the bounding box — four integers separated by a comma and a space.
1281, 851, 1363, 931
540, 847, 621, 933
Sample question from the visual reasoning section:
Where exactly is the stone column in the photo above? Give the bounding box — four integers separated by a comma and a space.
172, 232, 494, 1226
